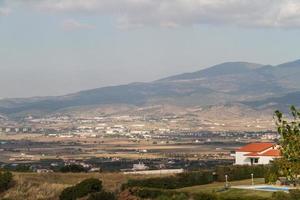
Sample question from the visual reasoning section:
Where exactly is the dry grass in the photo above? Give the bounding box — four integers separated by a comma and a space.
1, 172, 159, 200
1, 173, 274, 200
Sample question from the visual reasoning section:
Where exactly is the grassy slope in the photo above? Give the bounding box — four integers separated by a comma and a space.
1, 172, 162, 200
175, 178, 272, 198
1, 174, 273, 200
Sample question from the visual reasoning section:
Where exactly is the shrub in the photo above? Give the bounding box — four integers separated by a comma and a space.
135, 188, 165, 199
133, 188, 189, 200
193, 192, 218, 200
215, 165, 268, 182
265, 173, 278, 184
59, 186, 78, 200
59, 178, 102, 200
124, 171, 213, 189
75, 178, 102, 197
157, 193, 189, 200
0, 171, 13, 192
88, 191, 116, 200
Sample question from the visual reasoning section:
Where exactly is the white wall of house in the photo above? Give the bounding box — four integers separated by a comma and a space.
258, 156, 274, 164
235, 151, 250, 165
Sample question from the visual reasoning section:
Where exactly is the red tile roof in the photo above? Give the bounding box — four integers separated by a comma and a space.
260, 149, 281, 157
236, 143, 275, 152
244, 152, 260, 157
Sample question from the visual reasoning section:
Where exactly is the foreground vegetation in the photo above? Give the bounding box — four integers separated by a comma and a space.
1, 170, 300, 200
274, 106, 300, 181
0, 172, 140, 200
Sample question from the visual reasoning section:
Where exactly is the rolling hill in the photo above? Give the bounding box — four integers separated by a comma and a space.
1, 59, 300, 117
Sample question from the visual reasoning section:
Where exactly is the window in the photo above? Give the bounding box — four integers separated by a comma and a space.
250, 158, 259, 165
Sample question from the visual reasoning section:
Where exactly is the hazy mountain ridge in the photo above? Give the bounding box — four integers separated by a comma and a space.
245, 91, 300, 112
1, 59, 300, 117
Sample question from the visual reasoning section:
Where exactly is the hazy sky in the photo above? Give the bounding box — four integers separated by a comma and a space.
1, 0, 300, 98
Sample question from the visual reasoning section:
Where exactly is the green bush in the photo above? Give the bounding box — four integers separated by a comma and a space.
266, 173, 278, 184
124, 171, 213, 189
216, 165, 268, 182
59, 186, 78, 200
135, 188, 166, 199
157, 193, 189, 200
59, 178, 102, 200
193, 192, 218, 200
264, 161, 280, 184
133, 188, 189, 200
0, 171, 13, 192
88, 191, 116, 200
75, 178, 102, 197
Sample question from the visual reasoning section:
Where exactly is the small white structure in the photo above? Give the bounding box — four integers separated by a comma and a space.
123, 169, 184, 175
233, 143, 281, 165
36, 169, 53, 173
133, 162, 149, 171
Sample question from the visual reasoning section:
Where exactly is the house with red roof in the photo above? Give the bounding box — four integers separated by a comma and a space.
233, 143, 281, 165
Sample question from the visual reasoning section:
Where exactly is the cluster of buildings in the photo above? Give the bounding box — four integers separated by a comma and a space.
0, 126, 35, 133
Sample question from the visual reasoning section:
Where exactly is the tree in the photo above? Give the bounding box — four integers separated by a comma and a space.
274, 106, 300, 180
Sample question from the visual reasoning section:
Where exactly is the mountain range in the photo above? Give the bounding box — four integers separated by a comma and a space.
1, 59, 300, 118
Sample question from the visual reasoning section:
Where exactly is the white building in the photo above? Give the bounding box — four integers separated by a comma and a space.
233, 143, 280, 165
132, 162, 149, 171
123, 169, 184, 175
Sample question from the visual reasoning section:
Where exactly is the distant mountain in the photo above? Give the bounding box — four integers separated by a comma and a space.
159, 62, 263, 80
1, 59, 300, 117
245, 91, 300, 112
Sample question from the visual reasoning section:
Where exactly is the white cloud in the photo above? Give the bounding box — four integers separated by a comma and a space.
61, 19, 96, 31
7, 0, 300, 28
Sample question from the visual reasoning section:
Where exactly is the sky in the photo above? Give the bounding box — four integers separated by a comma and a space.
1, 0, 300, 98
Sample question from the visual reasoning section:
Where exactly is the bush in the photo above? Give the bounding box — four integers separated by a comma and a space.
75, 178, 102, 197
266, 173, 278, 184
88, 191, 116, 200
215, 165, 268, 182
157, 193, 189, 200
124, 171, 213, 189
133, 188, 189, 200
59, 186, 78, 200
0, 171, 13, 192
59, 178, 102, 200
135, 188, 166, 199
193, 192, 218, 200
264, 161, 280, 184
